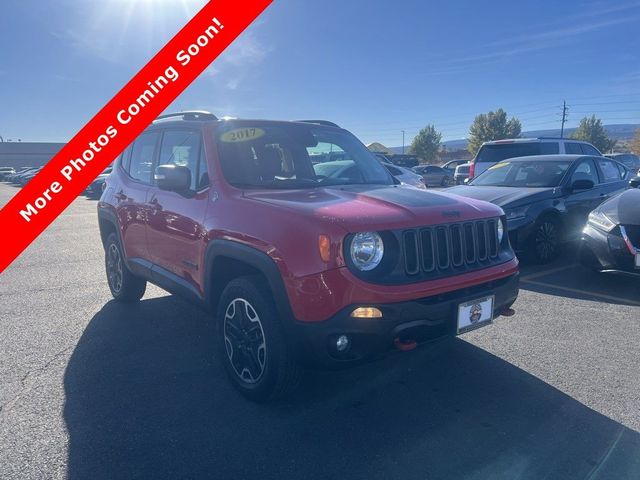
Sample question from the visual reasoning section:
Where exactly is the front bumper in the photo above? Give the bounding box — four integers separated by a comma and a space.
581, 224, 640, 276
291, 272, 519, 368
506, 216, 536, 253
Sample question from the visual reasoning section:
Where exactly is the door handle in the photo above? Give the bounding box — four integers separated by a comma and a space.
114, 190, 127, 201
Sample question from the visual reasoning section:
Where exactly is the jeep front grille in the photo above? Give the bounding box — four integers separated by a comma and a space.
402, 219, 500, 276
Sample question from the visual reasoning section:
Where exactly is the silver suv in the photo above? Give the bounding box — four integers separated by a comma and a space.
470, 137, 601, 179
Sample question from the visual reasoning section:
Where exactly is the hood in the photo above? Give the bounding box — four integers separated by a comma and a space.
598, 189, 640, 225
446, 185, 557, 208
243, 184, 503, 230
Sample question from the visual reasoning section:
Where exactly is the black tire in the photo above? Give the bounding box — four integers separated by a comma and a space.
216, 276, 302, 402
529, 216, 562, 264
104, 232, 146, 302
440, 176, 451, 187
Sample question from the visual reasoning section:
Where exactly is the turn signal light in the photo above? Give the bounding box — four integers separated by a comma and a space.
318, 235, 331, 262
350, 307, 383, 318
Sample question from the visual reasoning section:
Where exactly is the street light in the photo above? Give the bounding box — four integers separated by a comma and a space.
401, 130, 405, 154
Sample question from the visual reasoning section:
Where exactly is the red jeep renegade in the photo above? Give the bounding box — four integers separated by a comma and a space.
98, 111, 519, 401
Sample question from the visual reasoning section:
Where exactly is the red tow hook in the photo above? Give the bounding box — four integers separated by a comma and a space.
500, 307, 516, 317
394, 337, 417, 351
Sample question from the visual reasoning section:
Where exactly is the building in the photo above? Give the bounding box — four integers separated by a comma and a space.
0, 142, 65, 168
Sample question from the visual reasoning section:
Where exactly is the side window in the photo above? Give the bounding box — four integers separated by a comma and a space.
158, 130, 202, 191
564, 142, 583, 154
120, 145, 133, 173
581, 144, 600, 156
129, 132, 159, 183
571, 159, 599, 185
616, 162, 628, 180
540, 143, 560, 154
597, 159, 622, 183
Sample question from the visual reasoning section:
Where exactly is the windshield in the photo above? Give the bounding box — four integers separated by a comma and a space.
470, 160, 572, 187
476, 142, 559, 164
217, 123, 393, 189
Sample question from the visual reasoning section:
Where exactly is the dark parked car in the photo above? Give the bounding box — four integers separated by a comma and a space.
412, 164, 453, 187
85, 167, 113, 198
98, 111, 519, 401
580, 187, 640, 276
447, 154, 630, 263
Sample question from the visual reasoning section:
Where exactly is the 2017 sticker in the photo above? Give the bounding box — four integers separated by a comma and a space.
221, 128, 265, 143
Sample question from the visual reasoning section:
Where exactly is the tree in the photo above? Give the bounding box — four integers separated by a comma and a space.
629, 128, 640, 155
409, 124, 442, 163
467, 108, 521, 155
571, 115, 616, 153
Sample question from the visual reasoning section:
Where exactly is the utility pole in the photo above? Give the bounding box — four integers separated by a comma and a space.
401, 130, 405, 154
560, 100, 568, 138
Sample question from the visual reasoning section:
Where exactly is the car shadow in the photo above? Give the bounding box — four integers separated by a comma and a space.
519, 248, 640, 307
64, 296, 640, 480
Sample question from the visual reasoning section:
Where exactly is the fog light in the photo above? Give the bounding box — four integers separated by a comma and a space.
336, 335, 350, 352
350, 307, 383, 318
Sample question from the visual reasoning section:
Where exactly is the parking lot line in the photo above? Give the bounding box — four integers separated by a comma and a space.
520, 264, 577, 282
521, 279, 640, 307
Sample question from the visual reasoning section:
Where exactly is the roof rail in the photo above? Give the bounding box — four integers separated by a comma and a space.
296, 119, 340, 128
154, 111, 218, 122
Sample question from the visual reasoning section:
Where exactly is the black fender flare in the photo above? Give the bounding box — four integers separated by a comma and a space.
204, 239, 296, 324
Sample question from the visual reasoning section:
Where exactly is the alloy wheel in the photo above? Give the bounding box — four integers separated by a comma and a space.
106, 243, 124, 293
224, 298, 267, 384
535, 221, 558, 262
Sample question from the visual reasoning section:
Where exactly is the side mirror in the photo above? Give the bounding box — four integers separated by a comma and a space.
570, 179, 594, 191
155, 164, 191, 192
629, 176, 640, 189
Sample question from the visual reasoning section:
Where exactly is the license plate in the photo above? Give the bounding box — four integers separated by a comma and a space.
457, 296, 494, 334
635, 253, 640, 269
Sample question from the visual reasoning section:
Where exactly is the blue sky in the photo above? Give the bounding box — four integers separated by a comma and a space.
1, 0, 639, 147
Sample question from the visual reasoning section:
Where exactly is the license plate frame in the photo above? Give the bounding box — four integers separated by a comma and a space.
457, 295, 494, 334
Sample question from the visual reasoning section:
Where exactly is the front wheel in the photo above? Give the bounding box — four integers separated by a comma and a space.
216, 276, 302, 402
529, 217, 561, 264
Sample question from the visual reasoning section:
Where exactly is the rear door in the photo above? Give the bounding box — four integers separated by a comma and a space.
595, 157, 629, 200
115, 132, 160, 262
145, 129, 210, 294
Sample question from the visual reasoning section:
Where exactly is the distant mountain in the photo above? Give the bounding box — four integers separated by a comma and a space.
387, 123, 639, 153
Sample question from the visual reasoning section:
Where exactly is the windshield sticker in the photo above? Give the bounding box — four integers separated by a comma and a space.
488, 162, 510, 170
221, 128, 265, 143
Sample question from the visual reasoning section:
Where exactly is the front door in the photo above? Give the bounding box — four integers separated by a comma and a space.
145, 129, 210, 293
563, 158, 606, 237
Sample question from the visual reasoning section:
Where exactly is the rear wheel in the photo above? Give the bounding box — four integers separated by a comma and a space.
216, 276, 302, 402
529, 216, 561, 264
105, 233, 146, 302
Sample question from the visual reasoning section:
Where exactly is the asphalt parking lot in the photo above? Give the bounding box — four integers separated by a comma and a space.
1, 182, 639, 480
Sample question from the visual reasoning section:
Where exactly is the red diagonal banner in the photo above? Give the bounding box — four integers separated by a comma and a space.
0, 0, 272, 273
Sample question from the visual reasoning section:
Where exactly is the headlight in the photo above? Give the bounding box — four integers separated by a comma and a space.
504, 206, 528, 222
497, 219, 504, 244
588, 210, 616, 232
350, 232, 384, 271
